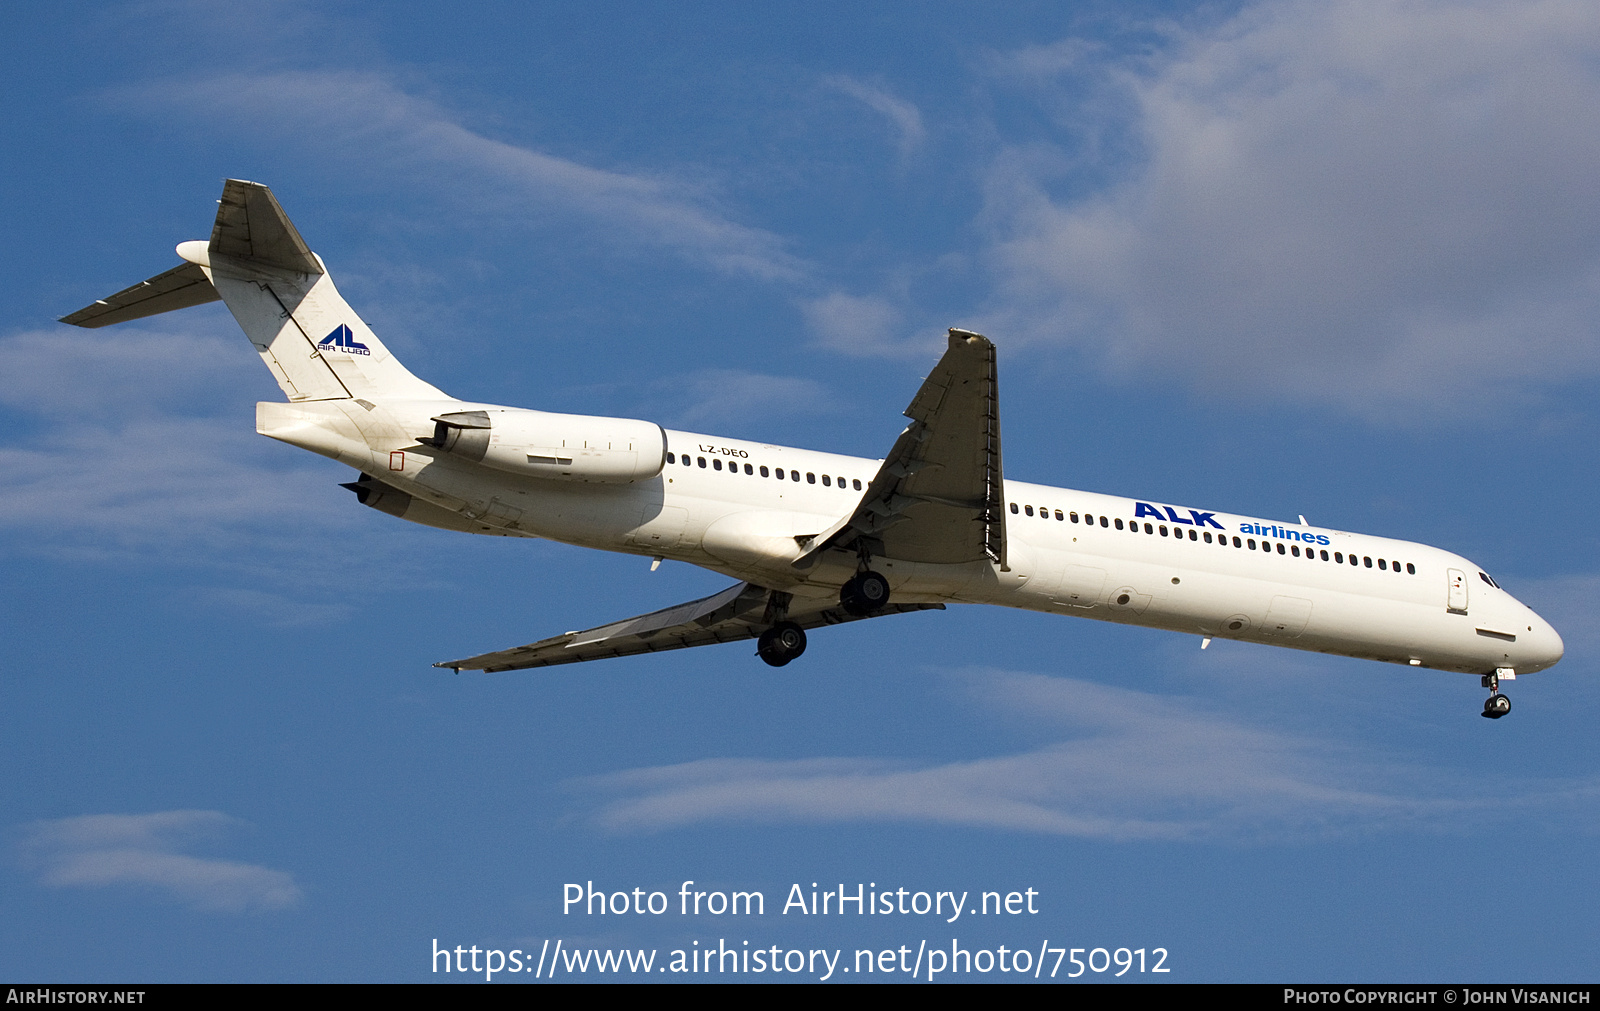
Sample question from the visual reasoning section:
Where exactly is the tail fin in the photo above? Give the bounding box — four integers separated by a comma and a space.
62, 179, 448, 403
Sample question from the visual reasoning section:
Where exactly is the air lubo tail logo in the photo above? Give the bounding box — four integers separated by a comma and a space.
319, 324, 371, 356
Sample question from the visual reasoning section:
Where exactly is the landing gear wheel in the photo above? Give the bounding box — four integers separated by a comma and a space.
1481, 693, 1511, 719
840, 571, 891, 616
757, 621, 807, 667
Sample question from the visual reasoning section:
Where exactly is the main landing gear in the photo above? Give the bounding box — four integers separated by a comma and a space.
1481, 669, 1513, 719
757, 622, 807, 667
840, 570, 891, 616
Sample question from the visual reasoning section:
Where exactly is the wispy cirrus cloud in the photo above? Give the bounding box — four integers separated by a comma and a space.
18, 811, 302, 913
664, 368, 841, 430
982, 0, 1600, 418
130, 69, 809, 285
824, 75, 927, 160
798, 291, 935, 359
0, 324, 351, 555
572, 670, 1600, 841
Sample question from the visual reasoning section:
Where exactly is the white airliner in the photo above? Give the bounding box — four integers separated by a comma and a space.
64, 180, 1563, 718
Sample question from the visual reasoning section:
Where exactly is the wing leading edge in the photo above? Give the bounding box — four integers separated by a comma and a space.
435, 582, 942, 672
795, 328, 1006, 570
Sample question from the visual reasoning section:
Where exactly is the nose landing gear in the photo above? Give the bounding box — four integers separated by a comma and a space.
1481, 669, 1513, 719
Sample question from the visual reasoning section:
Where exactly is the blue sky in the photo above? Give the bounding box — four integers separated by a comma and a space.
4, 0, 1600, 982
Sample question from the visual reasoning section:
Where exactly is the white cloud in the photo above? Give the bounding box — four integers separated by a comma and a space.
0, 325, 351, 554
800, 291, 914, 356
573, 670, 1600, 840
19, 811, 302, 913
131, 70, 808, 284
985, 0, 1600, 417
824, 75, 927, 159
667, 369, 839, 430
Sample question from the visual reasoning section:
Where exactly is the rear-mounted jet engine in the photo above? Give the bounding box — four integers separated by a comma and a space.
423, 408, 667, 484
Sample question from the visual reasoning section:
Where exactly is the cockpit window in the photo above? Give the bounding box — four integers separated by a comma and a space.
1479, 571, 1500, 589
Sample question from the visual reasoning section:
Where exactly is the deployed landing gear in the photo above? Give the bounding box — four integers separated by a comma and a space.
1480, 670, 1513, 719
840, 571, 891, 616
757, 622, 807, 667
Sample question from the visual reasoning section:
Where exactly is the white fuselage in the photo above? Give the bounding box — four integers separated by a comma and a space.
260, 396, 1565, 679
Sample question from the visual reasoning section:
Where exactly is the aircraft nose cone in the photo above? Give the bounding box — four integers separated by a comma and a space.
1527, 615, 1564, 671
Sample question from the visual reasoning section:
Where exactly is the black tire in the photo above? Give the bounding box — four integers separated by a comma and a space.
840, 578, 867, 615
856, 571, 890, 609
841, 571, 890, 615
757, 622, 806, 666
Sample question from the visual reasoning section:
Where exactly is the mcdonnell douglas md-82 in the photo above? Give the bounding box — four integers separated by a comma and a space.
63, 180, 1563, 718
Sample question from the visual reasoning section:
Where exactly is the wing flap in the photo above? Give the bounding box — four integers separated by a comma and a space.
436, 582, 941, 672
59, 262, 220, 328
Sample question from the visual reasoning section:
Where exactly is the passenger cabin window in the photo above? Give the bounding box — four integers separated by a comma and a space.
745, 464, 753, 475
1099, 516, 1108, 528
775, 468, 785, 480
853, 479, 862, 490
697, 457, 707, 468
1010, 502, 1019, 514
791, 470, 800, 481
666, 452, 675, 464
806, 472, 815, 484
1406, 563, 1416, 574
713, 459, 722, 470
822, 475, 831, 487
1025, 505, 1034, 516
1363, 556, 1372, 567
1070, 512, 1079, 523
760, 466, 769, 477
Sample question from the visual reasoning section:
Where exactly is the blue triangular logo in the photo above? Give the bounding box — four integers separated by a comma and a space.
319, 324, 369, 352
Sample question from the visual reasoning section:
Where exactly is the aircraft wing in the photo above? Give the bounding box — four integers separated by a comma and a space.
435, 581, 942, 672
795, 328, 1006, 570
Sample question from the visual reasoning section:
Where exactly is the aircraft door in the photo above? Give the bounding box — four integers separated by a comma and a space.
1052, 565, 1107, 608
632, 505, 689, 551
1262, 595, 1313, 637
1447, 568, 1468, 613
485, 498, 524, 531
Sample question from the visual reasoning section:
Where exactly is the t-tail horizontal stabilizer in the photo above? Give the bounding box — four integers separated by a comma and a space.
58, 261, 220, 328
61, 179, 448, 403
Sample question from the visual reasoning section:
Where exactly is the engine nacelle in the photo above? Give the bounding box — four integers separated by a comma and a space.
424, 408, 666, 484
